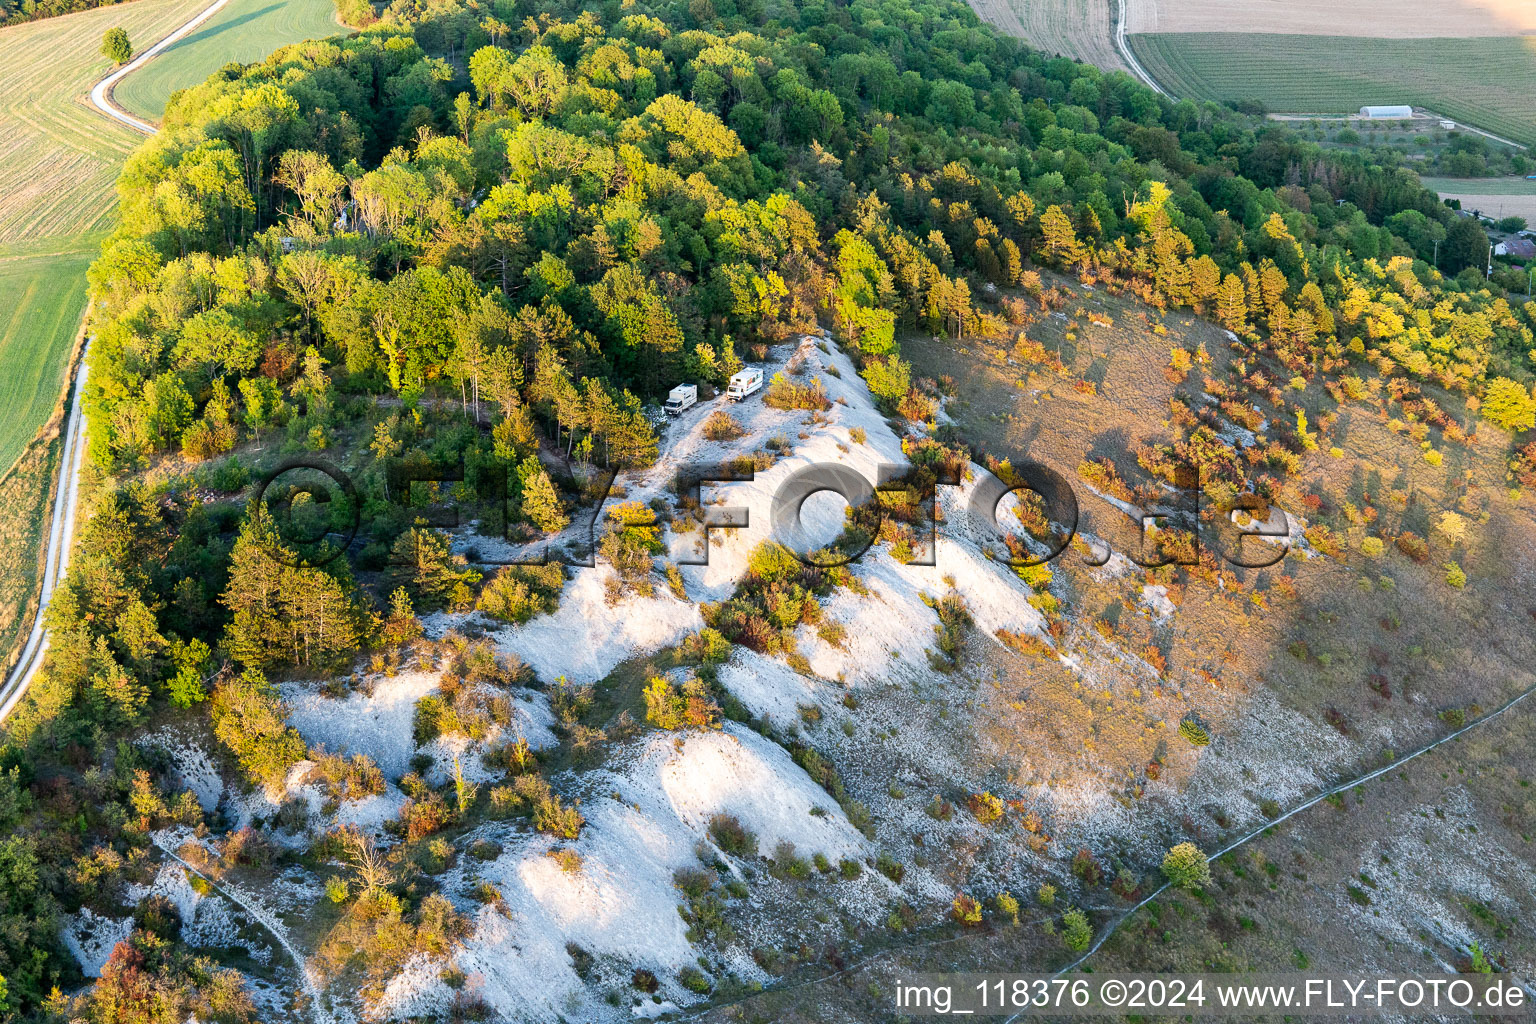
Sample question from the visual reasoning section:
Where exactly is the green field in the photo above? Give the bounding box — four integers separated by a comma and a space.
1127, 33, 1536, 148
0, 245, 92, 472
1419, 177, 1536, 196
0, 0, 211, 478
114, 0, 342, 120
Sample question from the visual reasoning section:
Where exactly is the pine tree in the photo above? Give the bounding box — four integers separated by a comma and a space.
522, 468, 569, 533
1215, 273, 1249, 332
222, 506, 369, 669
387, 523, 482, 608
222, 505, 294, 668
998, 237, 1024, 285
1039, 205, 1081, 267
1190, 255, 1221, 309
211, 667, 307, 789
286, 567, 368, 668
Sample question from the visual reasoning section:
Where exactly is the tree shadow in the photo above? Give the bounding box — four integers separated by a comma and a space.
170, 3, 285, 52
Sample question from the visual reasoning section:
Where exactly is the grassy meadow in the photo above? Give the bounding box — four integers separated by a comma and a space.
1419, 176, 1536, 196
0, 0, 212, 471
114, 0, 343, 120
1127, 33, 1536, 147
0, 244, 92, 473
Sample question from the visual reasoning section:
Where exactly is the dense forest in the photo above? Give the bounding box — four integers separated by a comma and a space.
1, 0, 1534, 1017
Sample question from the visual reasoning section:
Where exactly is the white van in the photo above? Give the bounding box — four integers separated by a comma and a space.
664, 384, 697, 416
727, 367, 763, 401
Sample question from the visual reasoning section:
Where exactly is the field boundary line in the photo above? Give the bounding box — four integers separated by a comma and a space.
1116, 0, 1171, 98
88, 0, 234, 133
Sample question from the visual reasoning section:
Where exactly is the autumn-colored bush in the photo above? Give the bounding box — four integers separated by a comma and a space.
967, 791, 1005, 825
644, 676, 721, 731
765, 372, 830, 410
702, 410, 745, 440
1071, 847, 1102, 886
1395, 530, 1429, 562
951, 894, 982, 925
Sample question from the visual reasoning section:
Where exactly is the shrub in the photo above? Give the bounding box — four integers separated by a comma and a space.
678, 967, 712, 994
995, 890, 1020, 924
886, 901, 917, 932
816, 620, 847, 648
1179, 718, 1211, 746
680, 627, 732, 664
765, 372, 831, 411
533, 794, 584, 839
1360, 536, 1384, 557
849, 426, 867, 445
1071, 848, 1102, 886
181, 419, 235, 461
702, 410, 746, 440
928, 592, 972, 666
1161, 842, 1212, 890
861, 356, 911, 410
644, 676, 720, 731
673, 867, 713, 900
477, 563, 565, 624
838, 857, 862, 880
967, 791, 1004, 825
951, 894, 982, 925
310, 751, 386, 803
1395, 531, 1429, 562
708, 813, 757, 857
771, 841, 810, 879
469, 839, 502, 861
1037, 883, 1057, 907
400, 793, 453, 841
1444, 562, 1467, 588
1061, 909, 1092, 952
547, 848, 583, 874
875, 852, 905, 883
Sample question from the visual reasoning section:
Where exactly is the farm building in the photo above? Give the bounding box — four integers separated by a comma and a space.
1359, 105, 1413, 118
